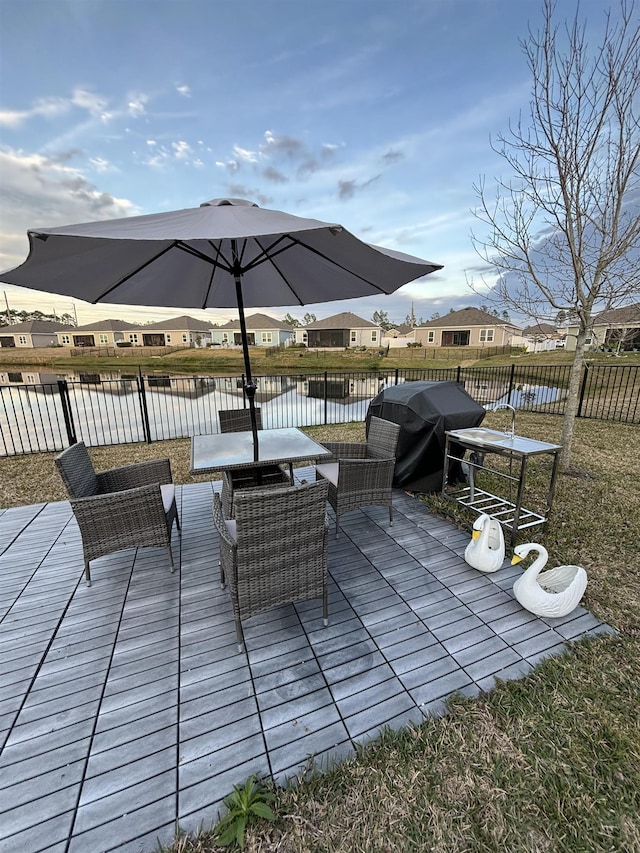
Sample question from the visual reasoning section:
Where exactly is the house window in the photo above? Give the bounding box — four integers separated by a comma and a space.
182, 334, 188, 343
427, 331, 435, 343
99, 334, 108, 344
129, 333, 139, 344
371, 330, 378, 343
261, 332, 273, 344
61, 335, 70, 345
479, 328, 494, 342
350, 331, 357, 343
18, 336, 27, 345
222, 333, 229, 343
166, 334, 172, 343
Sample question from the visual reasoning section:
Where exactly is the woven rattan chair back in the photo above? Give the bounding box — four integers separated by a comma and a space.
218, 406, 290, 517
366, 416, 401, 460
55, 442, 99, 498
219, 408, 263, 433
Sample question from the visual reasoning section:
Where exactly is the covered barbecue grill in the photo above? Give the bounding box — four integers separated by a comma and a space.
366, 380, 485, 492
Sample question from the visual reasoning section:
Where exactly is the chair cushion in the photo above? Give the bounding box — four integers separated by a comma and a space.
315, 463, 339, 486
224, 519, 237, 541
160, 483, 175, 513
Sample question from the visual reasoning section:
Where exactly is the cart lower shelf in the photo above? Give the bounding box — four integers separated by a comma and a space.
444, 486, 547, 531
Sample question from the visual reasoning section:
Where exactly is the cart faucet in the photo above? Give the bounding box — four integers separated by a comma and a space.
493, 402, 516, 438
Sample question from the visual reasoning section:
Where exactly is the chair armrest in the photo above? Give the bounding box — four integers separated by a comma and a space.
212, 493, 237, 550
97, 459, 173, 492
320, 441, 367, 461
70, 483, 168, 536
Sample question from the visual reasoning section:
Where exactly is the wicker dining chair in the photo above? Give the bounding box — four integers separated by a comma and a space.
314, 416, 401, 537
212, 479, 329, 652
218, 407, 291, 517
55, 441, 180, 586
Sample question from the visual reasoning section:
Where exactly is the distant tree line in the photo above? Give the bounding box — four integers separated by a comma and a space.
1, 309, 77, 327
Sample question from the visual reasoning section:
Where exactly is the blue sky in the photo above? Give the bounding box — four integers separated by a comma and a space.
0, 0, 606, 327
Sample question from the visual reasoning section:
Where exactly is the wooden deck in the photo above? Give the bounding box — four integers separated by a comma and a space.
0, 468, 611, 853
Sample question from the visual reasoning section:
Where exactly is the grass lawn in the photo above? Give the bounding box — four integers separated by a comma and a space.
2, 412, 639, 851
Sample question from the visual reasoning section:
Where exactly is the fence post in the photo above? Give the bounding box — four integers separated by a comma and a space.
324, 371, 328, 424
394, 368, 399, 385
577, 363, 589, 418
137, 369, 152, 444
456, 365, 461, 384
507, 363, 515, 404
57, 380, 77, 445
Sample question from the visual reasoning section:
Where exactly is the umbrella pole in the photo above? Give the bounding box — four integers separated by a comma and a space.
232, 244, 259, 459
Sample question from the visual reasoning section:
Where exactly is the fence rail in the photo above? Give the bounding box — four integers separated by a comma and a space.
1, 363, 637, 457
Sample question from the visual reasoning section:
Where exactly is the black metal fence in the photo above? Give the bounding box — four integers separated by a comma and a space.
1, 363, 638, 457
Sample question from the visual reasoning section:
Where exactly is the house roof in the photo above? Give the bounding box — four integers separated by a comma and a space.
0, 320, 69, 333
218, 312, 294, 331
522, 323, 557, 336
419, 307, 516, 328
305, 311, 376, 329
69, 319, 141, 332
141, 315, 212, 332
593, 303, 640, 326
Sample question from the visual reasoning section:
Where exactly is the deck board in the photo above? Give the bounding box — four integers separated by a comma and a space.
0, 468, 613, 853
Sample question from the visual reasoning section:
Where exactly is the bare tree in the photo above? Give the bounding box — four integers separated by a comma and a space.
471, 0, 640, 469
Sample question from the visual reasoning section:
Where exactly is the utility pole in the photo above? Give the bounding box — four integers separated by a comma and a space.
3, 291, 12, 324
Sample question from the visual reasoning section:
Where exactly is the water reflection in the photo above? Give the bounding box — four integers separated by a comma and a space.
0, 368, 565, 457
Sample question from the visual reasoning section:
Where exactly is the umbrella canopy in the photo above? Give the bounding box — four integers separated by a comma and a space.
2, 198, 443, 446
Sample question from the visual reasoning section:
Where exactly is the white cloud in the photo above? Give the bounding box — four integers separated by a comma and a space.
0, 97, 69, 127
176, 84, 191, 97
89, 157, 112, 173
127, 94, 148, 118
71, 88, 109, 117
0, 89, 112, 129
0, 147, 138, 270
232, 144, 258, 163
172, 140, 192, 160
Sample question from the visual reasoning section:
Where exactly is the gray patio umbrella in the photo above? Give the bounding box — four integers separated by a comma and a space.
2, 198, 443, 448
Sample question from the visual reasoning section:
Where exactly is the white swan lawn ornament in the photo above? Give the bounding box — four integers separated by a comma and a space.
464, 514, 505, 573
511, 543, 588, 617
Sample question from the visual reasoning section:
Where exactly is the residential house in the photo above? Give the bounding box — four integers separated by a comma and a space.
0, 320, 68, 348
566, 303, 640, 351
56, 319, 140, 348
512, 322, 564, 352
210, 313, 294, 347
137, 316, 212, 347
382, 323, 416, 348
295, 312, 382, 348
414, 307, 521, 347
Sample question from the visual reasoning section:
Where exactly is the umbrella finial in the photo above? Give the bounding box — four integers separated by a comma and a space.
200, 198, 259, 208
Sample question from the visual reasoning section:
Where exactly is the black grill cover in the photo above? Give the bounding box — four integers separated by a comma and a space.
366, 380, 485, 492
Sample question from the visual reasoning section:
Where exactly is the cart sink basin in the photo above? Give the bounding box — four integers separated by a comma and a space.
449, 427, 512, 445
447, 427, 562, 455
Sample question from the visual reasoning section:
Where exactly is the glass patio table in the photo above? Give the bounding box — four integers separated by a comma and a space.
190, 427, 332, 477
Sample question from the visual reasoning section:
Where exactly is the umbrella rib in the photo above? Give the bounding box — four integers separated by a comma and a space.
200, 242, 228, 309
176, 241, 234, 272
246, 233, 394, 299
93, 241, 180, 302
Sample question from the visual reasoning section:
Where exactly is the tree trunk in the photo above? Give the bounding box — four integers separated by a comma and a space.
559, 331, 589, 470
